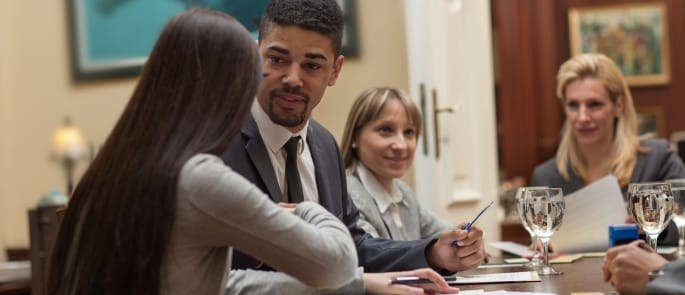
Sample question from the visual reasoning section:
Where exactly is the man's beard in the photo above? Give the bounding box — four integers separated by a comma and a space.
265, 88, 310, 127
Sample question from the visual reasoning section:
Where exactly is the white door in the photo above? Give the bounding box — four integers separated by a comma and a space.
403, 0, 500, 241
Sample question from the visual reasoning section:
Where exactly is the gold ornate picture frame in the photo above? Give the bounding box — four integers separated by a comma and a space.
568, 3, 670, 86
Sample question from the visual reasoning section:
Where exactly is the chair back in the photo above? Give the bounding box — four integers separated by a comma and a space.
28, 206, 60, 295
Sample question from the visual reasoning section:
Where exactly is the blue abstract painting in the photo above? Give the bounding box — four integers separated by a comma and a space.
70, 0, 357, 81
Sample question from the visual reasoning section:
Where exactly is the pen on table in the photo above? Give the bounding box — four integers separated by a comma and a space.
389, 276, 456, 285
451, 200, 494, 247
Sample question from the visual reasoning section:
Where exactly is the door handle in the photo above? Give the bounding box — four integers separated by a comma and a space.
420, 84, 429, 156
432, 88, 455, 159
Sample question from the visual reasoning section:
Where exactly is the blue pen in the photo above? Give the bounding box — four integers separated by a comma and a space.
451, 201, 494, 247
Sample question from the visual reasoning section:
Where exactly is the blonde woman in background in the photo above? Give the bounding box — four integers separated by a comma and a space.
531, 53, 685, 244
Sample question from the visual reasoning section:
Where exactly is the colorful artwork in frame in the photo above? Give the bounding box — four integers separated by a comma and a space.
568, 3, 670, 86
68, 0, 359, 81
636, 106, 666, 138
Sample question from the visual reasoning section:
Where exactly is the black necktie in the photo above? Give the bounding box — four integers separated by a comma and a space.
284, 136, 304, 203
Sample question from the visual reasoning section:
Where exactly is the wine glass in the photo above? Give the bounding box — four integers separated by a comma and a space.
522, 187, 565, 275
665, 179, 685, 258
515, 187, 546, 267
627, 182, 674, 276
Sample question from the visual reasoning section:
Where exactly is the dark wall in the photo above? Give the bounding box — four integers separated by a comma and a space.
494, 0, 685, 182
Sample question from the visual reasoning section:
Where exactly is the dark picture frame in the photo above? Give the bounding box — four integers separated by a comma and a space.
68, 0, 360, 81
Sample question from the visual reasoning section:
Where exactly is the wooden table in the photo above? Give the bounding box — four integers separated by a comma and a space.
0, 280, 30, 295
458, 257, 615, 294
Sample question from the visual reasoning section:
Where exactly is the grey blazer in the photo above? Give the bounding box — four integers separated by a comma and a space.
647, 259, 685, 294
347, 170, 449, 241
531, 139, 685, 244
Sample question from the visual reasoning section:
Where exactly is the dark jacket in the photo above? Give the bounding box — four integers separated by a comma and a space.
222, 116, 437, 272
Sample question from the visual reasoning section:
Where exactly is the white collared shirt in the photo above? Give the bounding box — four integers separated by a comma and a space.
251, 101, 319, 203
356, 163, 406, 231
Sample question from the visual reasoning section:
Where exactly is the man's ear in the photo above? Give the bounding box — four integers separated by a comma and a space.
328, 55, 345, 86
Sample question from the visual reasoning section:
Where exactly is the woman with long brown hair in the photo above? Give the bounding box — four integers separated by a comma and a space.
47, 9, 356, 295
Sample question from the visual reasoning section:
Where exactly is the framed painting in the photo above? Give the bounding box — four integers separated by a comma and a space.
636, 106, 666, 137
68, 0, 359, 81
568, 3, 670, 86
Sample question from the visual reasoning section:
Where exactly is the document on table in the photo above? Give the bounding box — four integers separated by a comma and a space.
446, 271, 541, 285
0, 261, 30, 283
554, 175, 626, 253
488, 241, 534, 258
486, 292, 555, 295
456, 292, 555, 295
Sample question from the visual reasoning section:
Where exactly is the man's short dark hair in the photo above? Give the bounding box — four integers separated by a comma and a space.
259, 0, 344, 56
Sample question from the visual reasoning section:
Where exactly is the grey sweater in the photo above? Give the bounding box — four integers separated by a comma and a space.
160, 154, 357, 294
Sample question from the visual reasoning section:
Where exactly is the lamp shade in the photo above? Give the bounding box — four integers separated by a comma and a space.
51, 119, 86, 160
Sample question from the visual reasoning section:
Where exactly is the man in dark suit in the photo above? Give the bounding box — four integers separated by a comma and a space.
223, 0, 484, 292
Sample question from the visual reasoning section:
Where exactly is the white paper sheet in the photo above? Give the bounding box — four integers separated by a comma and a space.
441, 291, 555, 295
553, 175, 626, 253
488, 241, 535, 257
0, 261, 30, 283
446, 271, 541, 285
486, 292, 556, 295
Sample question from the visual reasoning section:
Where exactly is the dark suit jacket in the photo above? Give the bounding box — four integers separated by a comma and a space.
222, 116, 435, 272
647, 258, 685, 294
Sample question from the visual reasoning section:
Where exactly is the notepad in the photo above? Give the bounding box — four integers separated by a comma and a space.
446, 271, 541, 285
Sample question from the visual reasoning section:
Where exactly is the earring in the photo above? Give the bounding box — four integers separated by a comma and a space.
351, 142, 357, 149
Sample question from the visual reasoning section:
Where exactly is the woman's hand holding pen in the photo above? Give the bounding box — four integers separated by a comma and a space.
427, 222, 484, 272
364, 268, 459, 295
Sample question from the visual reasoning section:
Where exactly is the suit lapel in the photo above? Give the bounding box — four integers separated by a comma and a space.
243, 117, 286, 203
307, 125, 338, 215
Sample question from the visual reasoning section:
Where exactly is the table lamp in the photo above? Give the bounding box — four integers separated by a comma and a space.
51, 117, 86, 196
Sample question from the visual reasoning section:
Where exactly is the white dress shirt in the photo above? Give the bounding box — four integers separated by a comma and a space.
251, 102, 319, 203
355, 163, 409, 239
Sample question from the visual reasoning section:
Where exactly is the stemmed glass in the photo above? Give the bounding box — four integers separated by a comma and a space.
522, 187, 565, 275
665, 179, 685, 258
515, 187, 545, 267
627, 182, 674, 276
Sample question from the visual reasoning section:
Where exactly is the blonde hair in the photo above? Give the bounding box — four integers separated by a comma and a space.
341, 87, 421, 169
555, 53, 641, 187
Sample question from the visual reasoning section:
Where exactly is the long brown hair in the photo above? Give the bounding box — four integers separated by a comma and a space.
47, 9, 259, 295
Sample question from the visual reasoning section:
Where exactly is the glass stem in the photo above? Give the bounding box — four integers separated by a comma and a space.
647, 234, 659, 252
679, 225, 684, 249
532, 234, 539, 259
541, 237, 550, 267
